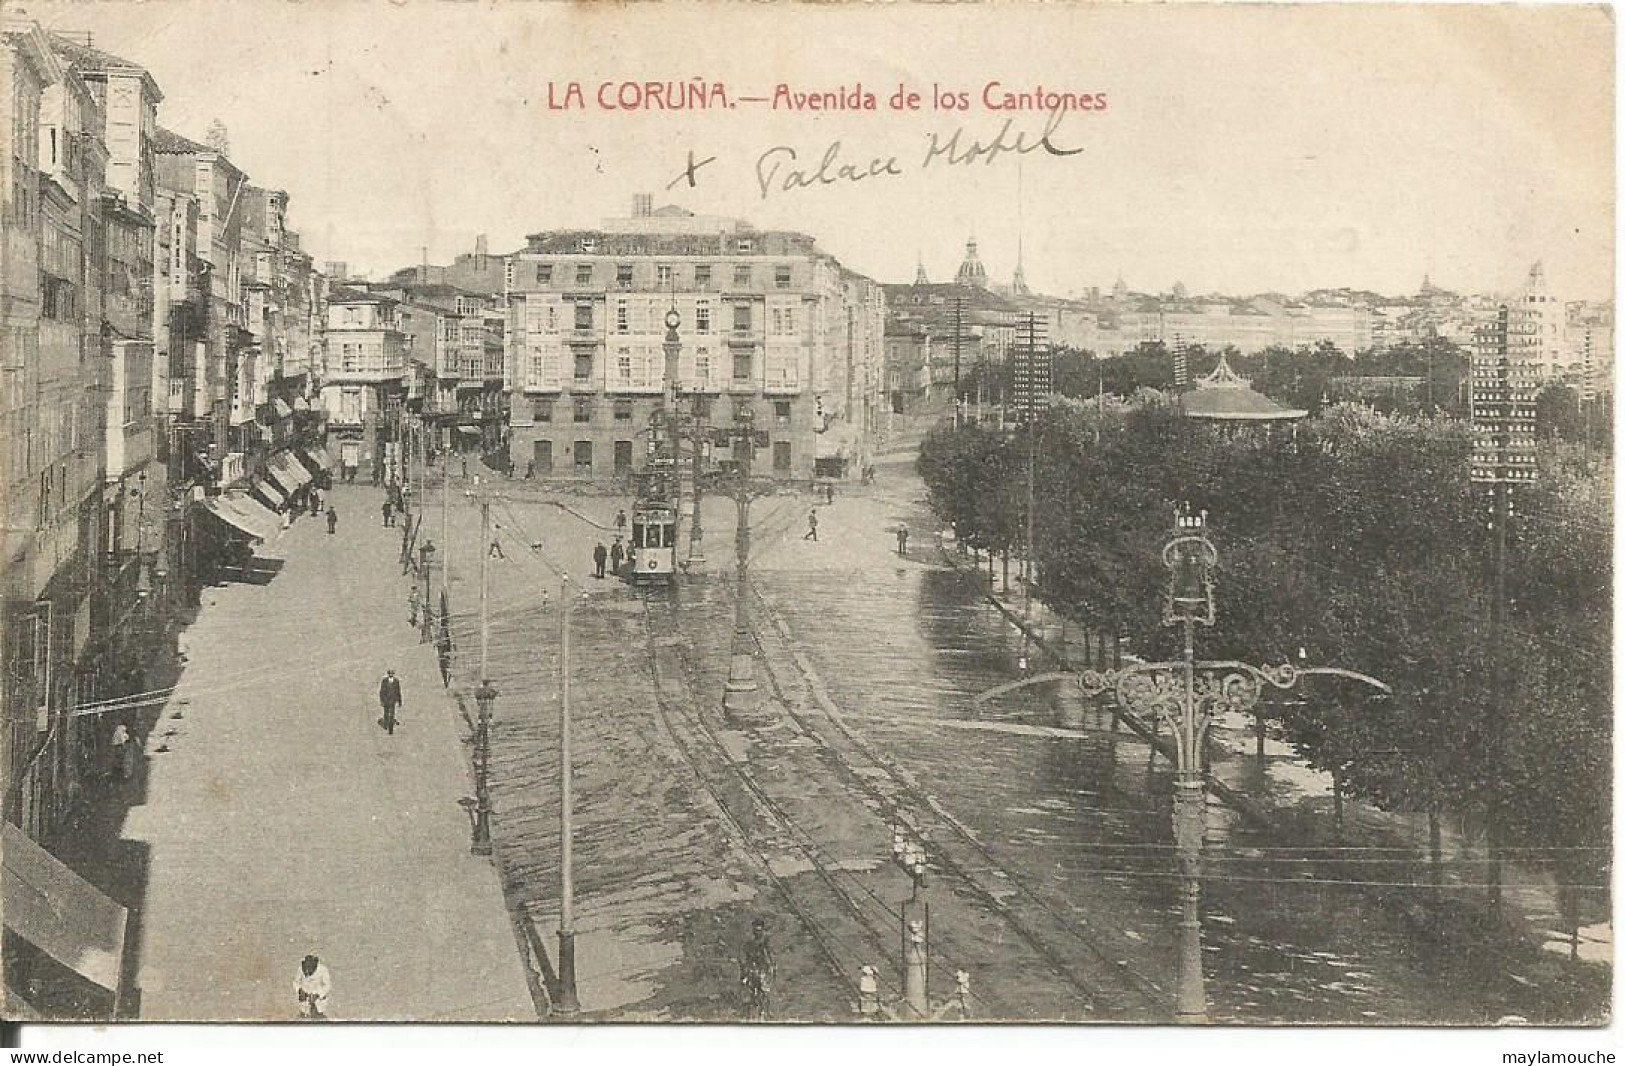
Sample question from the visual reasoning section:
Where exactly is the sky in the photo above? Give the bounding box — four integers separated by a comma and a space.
24, 1, 1615, 300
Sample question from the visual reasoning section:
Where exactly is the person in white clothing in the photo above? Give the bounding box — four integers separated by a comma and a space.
296, 954, 331, 1019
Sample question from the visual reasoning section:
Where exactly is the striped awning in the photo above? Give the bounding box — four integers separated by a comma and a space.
266, 450, 313, 494
299, 445, 334, 472
198, 492, 281, 542
250, 477, 288, 511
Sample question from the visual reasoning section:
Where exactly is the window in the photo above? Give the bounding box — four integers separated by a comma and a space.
775, 265, 792, 289
615, 300, 629, 334
733, 351, 752, 381
533, 398, 553, 422
574, 351, 593, 380
617, 263, 634, 289
614, 399, 634, 422
577, 238, 596, 253
656, 264, 673, 288
733, 264, 752, 287
574, 399, 593, 423
574, 303, 593, 331
733, 304, 752, 333
344, 306, 361, 327
695, 301, 712, 334
695, 348, 712, 385
774, 401, 791, 424
736, 238, 754, 254
694, 264, 712, 288
575, 264, 593, 286
536, 264, 553, 285
616, 349, 633, 382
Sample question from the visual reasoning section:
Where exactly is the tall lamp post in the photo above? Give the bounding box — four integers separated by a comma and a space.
660, 309, 707, 565
713, 406, 773, 717
1066, 507, 1389, 1021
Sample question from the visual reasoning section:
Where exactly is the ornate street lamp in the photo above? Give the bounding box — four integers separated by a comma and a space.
715, 405, 773, 717
1069, 507, 1389, 1022
977, 507, 1389, 1022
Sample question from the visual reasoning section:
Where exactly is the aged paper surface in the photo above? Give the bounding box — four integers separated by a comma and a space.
0, 0, 1612, 1043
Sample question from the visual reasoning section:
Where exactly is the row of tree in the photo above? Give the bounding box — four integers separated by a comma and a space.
917, 396, 1610, 889
959, 339, 1611, 451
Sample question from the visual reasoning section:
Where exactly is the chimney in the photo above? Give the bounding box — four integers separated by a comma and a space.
633, 193, 653, 218
419, 245, 428, 284
475, 233, 488, 271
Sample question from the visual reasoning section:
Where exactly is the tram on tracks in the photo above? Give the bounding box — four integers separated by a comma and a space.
629, 502, 677, 582
629, 458, 678, 583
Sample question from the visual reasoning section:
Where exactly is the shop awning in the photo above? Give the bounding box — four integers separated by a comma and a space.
266, 450, 312, 495
272, 398, 293, 419
2, 824, 128, 998
198, 493, 281, 542
455, 425, 482, 438
250, 477, 288, 511
298, 445, 334, 472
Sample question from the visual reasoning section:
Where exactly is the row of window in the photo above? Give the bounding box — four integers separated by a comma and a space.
531, 261, 796, 291
527, 348, 792, 387
529, 397, 795, 424
525, 437, 793, 475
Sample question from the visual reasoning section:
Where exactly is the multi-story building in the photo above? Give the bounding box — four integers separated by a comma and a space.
383, 283, 507, 457
2, 17, 102, 840
321, 289, 406, 479
505, 202, 884, 480
154, 125, 254, 484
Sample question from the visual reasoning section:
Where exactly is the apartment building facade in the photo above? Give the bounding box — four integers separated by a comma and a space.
505, 204, 885, 481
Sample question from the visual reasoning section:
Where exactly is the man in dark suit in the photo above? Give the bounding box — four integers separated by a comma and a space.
378, 669, 403, 734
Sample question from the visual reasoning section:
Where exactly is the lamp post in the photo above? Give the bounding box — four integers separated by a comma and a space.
471, 679, 496, 855
418, 539, 437, 642
890, 823, 931, 1017
715, 406, 772, 717
1063, 507, 1389, 1022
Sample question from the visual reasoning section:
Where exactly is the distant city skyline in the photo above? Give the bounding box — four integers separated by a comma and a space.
27, 1, 1613, 300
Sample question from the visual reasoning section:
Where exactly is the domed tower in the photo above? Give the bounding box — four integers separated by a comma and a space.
954, 236, 989, 288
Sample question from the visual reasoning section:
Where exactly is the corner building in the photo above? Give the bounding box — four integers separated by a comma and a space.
505, 204, 885, 481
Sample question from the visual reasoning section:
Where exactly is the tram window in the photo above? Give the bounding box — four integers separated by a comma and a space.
632, 522, 645, 547
663, 523, 677, 548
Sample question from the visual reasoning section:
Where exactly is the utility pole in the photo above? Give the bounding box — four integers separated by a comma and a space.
952, 295, 965, 427
1470, 305, 1538, 918
556, 576, 581, 1014
479, 495, 490, 682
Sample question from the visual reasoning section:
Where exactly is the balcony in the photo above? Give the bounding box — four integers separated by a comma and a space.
726, 329, 763, 347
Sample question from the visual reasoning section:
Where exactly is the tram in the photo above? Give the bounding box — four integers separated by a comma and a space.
629, 502, 678, 582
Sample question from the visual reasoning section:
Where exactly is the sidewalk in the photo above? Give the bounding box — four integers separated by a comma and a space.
117, 483, 533, 1021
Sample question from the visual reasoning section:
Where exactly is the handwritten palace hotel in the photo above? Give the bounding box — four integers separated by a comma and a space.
504, 198, 885, 481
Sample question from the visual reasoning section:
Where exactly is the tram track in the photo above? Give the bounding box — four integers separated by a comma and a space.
744, 578, 1171, 1019
637, 587, 956, 1018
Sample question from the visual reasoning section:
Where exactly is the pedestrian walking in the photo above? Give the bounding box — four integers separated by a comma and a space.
593, 542, 608, 579
461, 457, 469, 479
326, 506, 338, 535
609, 538, 624, 575
382, 498, 394, 527
825, 482, 835, 505
896, 524, 909, 556
803, 508, 819, 542
295, 954, 331, 1020
378, 668, 403, 734
614, 508, 627, 536
525, 459, 535, 480
488, 536, 506, 560
408, 584, 421, 627
309, 489, 321, 518
110, 722, 136, 781
281, 509, 292, 531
